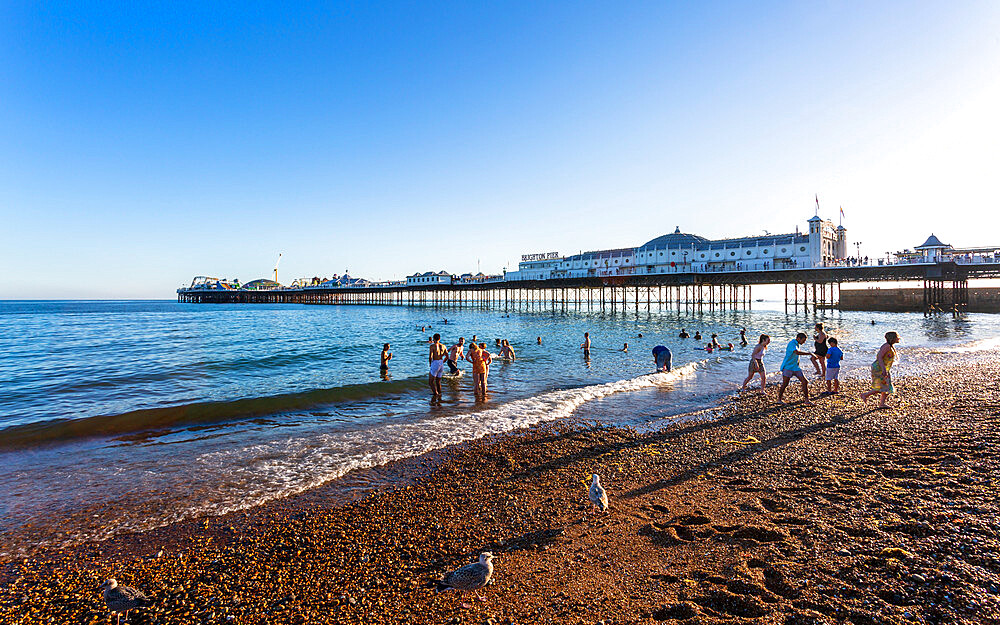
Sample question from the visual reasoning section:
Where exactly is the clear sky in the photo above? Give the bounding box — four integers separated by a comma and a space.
3, 1, 999, 298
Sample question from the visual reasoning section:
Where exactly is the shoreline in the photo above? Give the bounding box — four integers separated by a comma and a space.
4, 365, 1000, 624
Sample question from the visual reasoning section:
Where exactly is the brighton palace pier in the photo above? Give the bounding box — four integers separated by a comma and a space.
179, 213, 1000, 315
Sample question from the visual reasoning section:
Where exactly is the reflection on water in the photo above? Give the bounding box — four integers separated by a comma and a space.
1, 300, 998, 558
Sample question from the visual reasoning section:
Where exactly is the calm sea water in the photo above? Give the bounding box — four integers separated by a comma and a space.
1, 299, 998, 558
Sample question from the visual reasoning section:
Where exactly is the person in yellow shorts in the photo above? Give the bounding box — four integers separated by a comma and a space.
861, 331, 900, 409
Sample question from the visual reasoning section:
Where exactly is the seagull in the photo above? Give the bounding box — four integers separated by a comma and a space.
436, 552, 495, 607
99, 578, 151, 625
589, 474, 609, 514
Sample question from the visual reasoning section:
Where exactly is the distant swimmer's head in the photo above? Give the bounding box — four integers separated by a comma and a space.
885, 331, 900, 344
796, 332, 807, 343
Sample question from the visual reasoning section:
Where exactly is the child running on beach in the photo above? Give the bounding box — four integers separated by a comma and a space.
777, 333, 814, 405
824, 337, 843, 394
741, 334, 770, 391
861, 331, 900, 408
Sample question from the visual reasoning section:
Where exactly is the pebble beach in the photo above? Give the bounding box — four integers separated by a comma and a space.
3, 363, 999, 625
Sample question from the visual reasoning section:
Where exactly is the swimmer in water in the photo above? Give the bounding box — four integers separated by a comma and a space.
499, 339, 516, 360
694, 331, 702, 341
679, 329, 689, 339
581, 332, 591, 358
622, 342, 629, 352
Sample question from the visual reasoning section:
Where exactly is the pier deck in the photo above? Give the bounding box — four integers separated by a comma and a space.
178, 262, 1000, 315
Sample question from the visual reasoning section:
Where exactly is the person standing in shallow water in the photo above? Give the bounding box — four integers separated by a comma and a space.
861, 331, 900, 408
428, 333, 448, 398
380, 343, 392, 377
581, 332, 591, 358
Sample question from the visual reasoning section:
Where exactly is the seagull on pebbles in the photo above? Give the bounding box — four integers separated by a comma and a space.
99, 578, 151, 625
589, 473, 609, 514
436, 552, 494, 608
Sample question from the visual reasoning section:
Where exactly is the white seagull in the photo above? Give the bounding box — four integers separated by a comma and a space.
99, 578, 151, 625
436, 552, 495, 607
589, 473, 609, 514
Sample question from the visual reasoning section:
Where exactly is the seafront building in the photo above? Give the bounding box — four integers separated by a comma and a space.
505, 214, 847, 281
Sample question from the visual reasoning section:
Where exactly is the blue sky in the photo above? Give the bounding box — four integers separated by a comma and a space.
3, 1, 999, 298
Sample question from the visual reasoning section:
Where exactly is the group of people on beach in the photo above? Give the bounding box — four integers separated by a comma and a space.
735, 321, 901, 409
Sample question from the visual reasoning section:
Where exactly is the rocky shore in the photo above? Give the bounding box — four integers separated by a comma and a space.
3, 364, 1000, 624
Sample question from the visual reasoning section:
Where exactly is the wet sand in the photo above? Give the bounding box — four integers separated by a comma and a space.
3, 363, 1000, 624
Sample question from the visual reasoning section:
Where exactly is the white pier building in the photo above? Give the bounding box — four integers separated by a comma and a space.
506, 215, 847, 281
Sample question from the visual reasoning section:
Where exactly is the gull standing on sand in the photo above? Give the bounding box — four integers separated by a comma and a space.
99, 578, 151, 625
437, 552, 495, 606
589, 473, 609, 514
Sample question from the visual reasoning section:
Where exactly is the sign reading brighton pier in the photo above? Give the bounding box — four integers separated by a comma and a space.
521, 252, 561, 262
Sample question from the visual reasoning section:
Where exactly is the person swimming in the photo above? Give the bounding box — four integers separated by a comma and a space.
678, 329, 689, 339
694, 331, 702, 341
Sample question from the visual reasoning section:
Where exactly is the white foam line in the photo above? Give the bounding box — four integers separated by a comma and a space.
191, 363, 703, 515
25, 364, 703, 554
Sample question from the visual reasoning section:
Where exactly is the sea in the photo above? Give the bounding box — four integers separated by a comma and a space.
2, 299, 999, 559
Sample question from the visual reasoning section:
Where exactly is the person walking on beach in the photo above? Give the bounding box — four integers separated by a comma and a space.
777, 333, 814, 405
811, 323, 829, 377
499, 339, 516, 361
741, 334, 770, 391
861, 331, 900, 408
380, 343, 392, 375
652, 345, 672, 372
447, 337, 465, 375
581, 332, 591, 358
428, 334, 448, 397
824, 337, 844, 394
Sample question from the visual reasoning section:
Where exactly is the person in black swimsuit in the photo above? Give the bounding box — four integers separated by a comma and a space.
678, 329, 689, 339
811, 322, 828, 377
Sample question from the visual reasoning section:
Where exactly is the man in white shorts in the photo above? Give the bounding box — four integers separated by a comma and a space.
429, 333, 448, 397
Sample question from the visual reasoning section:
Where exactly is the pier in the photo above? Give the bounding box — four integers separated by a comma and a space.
178, 261, 1000, 316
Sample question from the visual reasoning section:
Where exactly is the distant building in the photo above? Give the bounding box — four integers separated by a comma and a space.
407, 271, 453, 286
506, 214, 847, 281
896, 234, 1000, 265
